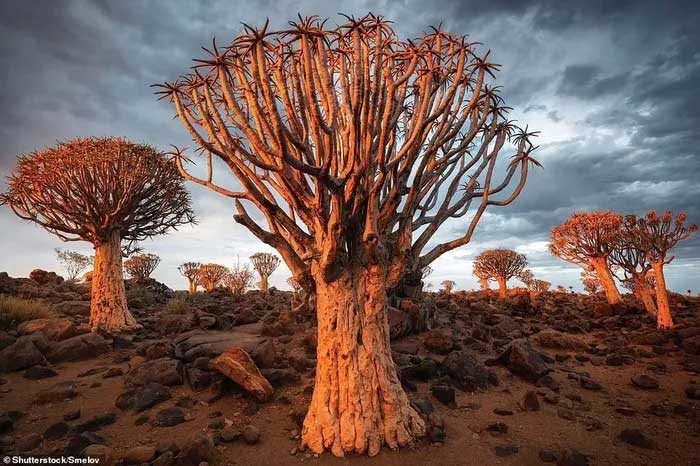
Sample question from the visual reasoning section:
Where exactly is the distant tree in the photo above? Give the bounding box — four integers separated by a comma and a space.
622, 211, 697, 328
550, 212, 622, 305
223, 262, 255, 296
580, 268, 601, 295
473, 267, 491, 291
518, 269, 534, 289
55, 248, 93, 282
531, 279, 551, 294
178, 262, 201, 294
250, 253, 280, 293
0, 137, 194, 332
124, 253, 161, 283
198, 263, 228, 292
473, 249, 527, 298
440, 280, 456, 295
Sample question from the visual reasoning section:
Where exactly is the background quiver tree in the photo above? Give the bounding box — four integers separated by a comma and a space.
473, 268, 491, 291
0, 137, 194, 333
580, 268, 601, 295
518, 269, 534, 291
622, 211, 698, 329
609, 241, 656, 316
178, 262, 201, 294
440, 280, 456, 295
531, 279, 551, 294
198, 263, 228, 292
550, 211, 623, 305
223, 263, 254, 296
158, 14, 539, 457
249, 253, 280, 293
55, 248, 93, 282
124, 253, 161, 283
473, 249, 527, 298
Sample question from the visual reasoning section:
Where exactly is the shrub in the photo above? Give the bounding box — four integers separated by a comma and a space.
0, 295, 51, 329
165, 296, 189, 314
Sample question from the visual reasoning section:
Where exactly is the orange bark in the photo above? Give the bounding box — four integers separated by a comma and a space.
89, 230, 139, 332
496, 276, 507, 298
651, 261, 673, 329
632, 274, 657, 316
300, 265, 425, 457
590, 257, 621, 305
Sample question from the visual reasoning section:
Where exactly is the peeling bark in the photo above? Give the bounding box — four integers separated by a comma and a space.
590, 257, 621, 305
651, 261, 673, 329
89, 230, 140, 333
301, 265, 425, 457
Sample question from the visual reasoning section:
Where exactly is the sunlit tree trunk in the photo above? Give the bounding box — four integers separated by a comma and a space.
188, 280, 197, 294
259, 275, 269, 293
301, 264, 425, 457
479, 278, 490, 290
496, 276, 507, 298
651, 261, 673, 329
590, 257, 621, 304
632, 275, 656, 316
90, 230, 139, 332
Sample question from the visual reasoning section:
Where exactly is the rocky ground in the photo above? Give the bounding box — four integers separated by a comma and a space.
1, 271, 699, 466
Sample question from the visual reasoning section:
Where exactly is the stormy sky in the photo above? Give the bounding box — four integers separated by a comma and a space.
1, 0, 699, 292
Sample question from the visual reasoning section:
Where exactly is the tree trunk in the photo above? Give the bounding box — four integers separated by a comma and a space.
301, 265, 425, 457
590, 257, 621, 304
259, 275, 269, 293
651, 261, 673, 329
479, 278, 489, 290
496, 276, 507, 299
90, 230, 140, 333
632, 275, 656, 316
188, 279, 197, 294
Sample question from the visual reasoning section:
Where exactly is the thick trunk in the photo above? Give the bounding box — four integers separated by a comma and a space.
651, 261, 673, 329
188, 279, 197, 294
259, 275, 269, 293
479, 278, 489, 290
301, 265, 425, 457
496, 276, 507, 299
90, 230, 140, 333
632, 274, 656, 316
590, 257, 621, 305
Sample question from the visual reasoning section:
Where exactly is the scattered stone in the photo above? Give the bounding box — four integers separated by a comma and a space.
523, 390, 541, 411
618, 429, 655, 449
430, 382, 456, 405
23, 365, 58, 380
539, 449, 559, 462
495, 444, 519, 457
579, 377, 602, 390
17, 318, 80, 341
0, 337, 46, 373
155, 407, 186, 427
115, 382, 171, 412
211, 348, 273, 402
64, 432, 104, 457
685, 385, 700, 400
423, 330, 455, 354
16, 433, 42, 451
491, 340, 550, 382
441, 350, 498, 391
123, 445, 157, 464
487, 422, 508, 434
557, 449, 589, 466
64, 409, 81, 421
73, 413, 117, 432
125, 357, 183, 387
242, 425, 261, 445
35, 381, 77, 404
43, 421, 69, 440
494, 408, 513, 416
631, 374, 659, 390
81, 445, 114, 466
220, 426, 241, 443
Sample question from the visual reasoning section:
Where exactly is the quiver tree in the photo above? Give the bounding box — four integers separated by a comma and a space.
223, 263, 255, 295
0, 137, 194, 333
622, 211, 698, 329
473, 268, 491, 290
124, 253, 161, 283
609, 242, 656, 316
531, 279, 551, 294
440, 280, 456, 294
518, 269, 534, 289
550, 212, 622, 305
55, 248, 93, 282
580, 268, 601, 295
198, 263, 228, 292
158, 14, 538, 456
178, 262, 201, 293
250, 252, 280, 293
473, 249, 527, 298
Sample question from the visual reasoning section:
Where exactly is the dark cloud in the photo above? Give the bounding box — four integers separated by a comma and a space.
0, 0, 699, 291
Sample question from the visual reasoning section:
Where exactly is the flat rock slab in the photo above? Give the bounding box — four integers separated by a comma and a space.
174, 324, 266, 362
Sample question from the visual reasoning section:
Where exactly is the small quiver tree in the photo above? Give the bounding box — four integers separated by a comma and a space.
178, 262, 201, 294
158, 14, 539, 456
550, 212, 622, 305
622, 211, 698, 329
0, 137, 194, 333
440, 280, 456, 295
518, 269, 534, 290
198, 263, 228, 292
55, 248, 93, 282
223, 263, 254, 296
473, 249, 527, 298
609, 240, 656, 316
530, 279, 551, 295
250, 252, 280, 293
580, 268, 601, 295
124, 253, 161, 283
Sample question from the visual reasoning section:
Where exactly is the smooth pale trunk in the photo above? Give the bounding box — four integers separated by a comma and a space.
590, 257, 621, 305
89, 230, 139, 332
479, 278, 489, 290
188, 279, 197, 294
301, 265, 425, 457
651, 261, 673, 329
496, 276, 507, 299
259, 275, 269, 293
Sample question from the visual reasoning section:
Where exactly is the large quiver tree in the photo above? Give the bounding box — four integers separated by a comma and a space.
550, 211, 623, 305
158, 14, 538, 457
0, 137, 194, 333
473, 249, 527, 298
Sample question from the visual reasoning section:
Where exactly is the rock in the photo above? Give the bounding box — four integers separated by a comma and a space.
681, 335, 700, 355
174, 433, 217, 466
51, 300, 91, 317
151, 452, 174, 466
17, 318, 80, 341
64, 409, 81, 421
125, 357, 183, 387
487, 422, 508, 434
534, 329, 586, 350
0, 331, 16, 351
46, 333, 111, 363
491, 340, 550, 382
185, 367, 215, 391
579, 377, 602, 390
388, 301, 434, 339
618, 429, 655, 449
116, 382, 171, 412
30, 269, 64, 285
604, 354, 624, 366
286, 347, 315, 372
539, 449, 559, 462
411, 399, 434, 417
0, 415, 13, 434
495, 444, 519, 457
242, 425, 260, 445
0, 337, 46, 373
557, 450, 589, 466
211, 348, 273, 402
631, 374, 659, 390
494, 408, 514, 416
142, 340, 175, 360
430, 381, 456, 405
23, 365, 58, 380
523, 390, 541, 411
123, 445, 157, 464
685, 385, 700, 400
250, 339, 277, 368
16, 433, 42, 451
423, 330, 455, 354
64, 432, 104, 457
441, 351, 498, 391
35, 381, 77, 404
400, 358, 439, 381
220, 426, 241, 443
73, 413, 117, 432
173, 326, 266, 361
155, 408, 186, 427
43, 421, 69, 440
81, 445, 114, 465
260, 368, 301, 387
